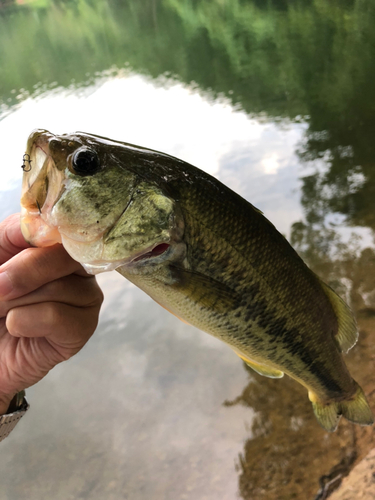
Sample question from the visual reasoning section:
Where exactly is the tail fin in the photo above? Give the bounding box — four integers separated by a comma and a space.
341, 383, 374, 426
310, 383, 374, 432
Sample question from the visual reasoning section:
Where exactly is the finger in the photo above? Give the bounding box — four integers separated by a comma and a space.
6, 302, 100, 357
0, 244, 88, 300
0, 274, 103, 319
0, 214, 31, 264
0, 317, 7, 339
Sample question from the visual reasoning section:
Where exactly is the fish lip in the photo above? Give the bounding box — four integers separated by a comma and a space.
20, 130, 66, 247
26, 129, 55, 150
24, 129, 56, 165
22, 137, 54, 211
36, 144, 50, 157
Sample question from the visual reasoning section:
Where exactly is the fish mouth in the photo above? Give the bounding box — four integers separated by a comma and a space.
20, 130, 65, 247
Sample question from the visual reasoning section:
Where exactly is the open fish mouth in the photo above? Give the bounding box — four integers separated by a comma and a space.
20, 130, 65, 247
19, 129, 178, 274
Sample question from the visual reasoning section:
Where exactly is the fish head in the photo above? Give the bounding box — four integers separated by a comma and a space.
20, 129, 184, 274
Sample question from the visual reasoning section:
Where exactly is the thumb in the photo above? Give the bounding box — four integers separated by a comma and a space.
0, 214, 31, 265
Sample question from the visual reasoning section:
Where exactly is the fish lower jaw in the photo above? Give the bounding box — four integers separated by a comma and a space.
59, 234, 132, 275
60, 236, 176, 275
81, 261, 122, 274
20, 212, 62, 247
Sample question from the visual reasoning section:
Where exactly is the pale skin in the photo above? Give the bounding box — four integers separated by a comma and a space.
0, 214, 103, 415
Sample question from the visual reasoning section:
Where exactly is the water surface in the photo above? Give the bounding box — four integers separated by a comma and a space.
0, 1, 375, 499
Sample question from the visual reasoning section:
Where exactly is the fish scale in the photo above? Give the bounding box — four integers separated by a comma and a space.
153, 181, 354, 394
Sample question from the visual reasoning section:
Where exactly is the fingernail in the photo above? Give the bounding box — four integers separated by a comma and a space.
0, 272, 13, 298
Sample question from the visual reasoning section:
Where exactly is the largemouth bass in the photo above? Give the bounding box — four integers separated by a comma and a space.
20, 129, 373, 432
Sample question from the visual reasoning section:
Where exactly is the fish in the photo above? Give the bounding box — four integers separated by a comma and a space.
20, 128, 374, 432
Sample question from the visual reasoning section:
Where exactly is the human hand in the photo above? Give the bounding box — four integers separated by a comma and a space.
0, 214, 103, 415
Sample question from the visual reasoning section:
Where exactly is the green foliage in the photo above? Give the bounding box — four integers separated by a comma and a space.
1, 0, 375, 233
1, 0, 374, 122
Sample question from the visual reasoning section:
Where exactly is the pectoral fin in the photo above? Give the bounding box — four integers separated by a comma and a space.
233, 350, 284, 379
169, 266, 240, 313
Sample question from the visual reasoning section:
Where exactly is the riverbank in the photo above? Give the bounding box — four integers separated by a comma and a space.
328, 447, 375, 500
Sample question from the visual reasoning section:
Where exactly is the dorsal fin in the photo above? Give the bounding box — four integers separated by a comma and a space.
319, 280, 358, 353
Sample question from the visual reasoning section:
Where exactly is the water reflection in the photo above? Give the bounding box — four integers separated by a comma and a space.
224, 227, 375, 499
1, 0, 375, 499
228, 288, 374, 500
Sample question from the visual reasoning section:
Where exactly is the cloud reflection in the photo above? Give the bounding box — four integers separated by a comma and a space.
1, 72, 304, 237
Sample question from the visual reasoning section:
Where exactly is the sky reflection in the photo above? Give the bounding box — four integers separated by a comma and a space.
1, 71, 305, 235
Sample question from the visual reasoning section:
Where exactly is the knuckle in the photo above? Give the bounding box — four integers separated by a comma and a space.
87, 278, 104, 306
72, 276, 104, 306
23, 248, 53, 280
10, 248, 46, 292
42, 278, 65, 296
0, 215, 21, 261
43, 302, 64, 328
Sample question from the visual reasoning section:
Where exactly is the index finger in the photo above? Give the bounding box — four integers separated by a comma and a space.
0, 213, 31, 265
0, 244, 88, 301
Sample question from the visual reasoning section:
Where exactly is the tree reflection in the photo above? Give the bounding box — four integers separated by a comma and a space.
210, 2, 375, 497
225, 371, 357, 500
228, 132, 375, 496
2, 0, 374, 122
226, 239, 375, 499
228, 132, 375, 497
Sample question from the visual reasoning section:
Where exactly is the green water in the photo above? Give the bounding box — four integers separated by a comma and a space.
1, 1, 375, 499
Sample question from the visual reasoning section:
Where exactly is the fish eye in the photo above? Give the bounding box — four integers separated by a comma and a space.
72, 147, 101, 176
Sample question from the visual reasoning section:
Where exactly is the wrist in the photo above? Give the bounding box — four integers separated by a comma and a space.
0, 393, 18, 415
0, 391, 29, 443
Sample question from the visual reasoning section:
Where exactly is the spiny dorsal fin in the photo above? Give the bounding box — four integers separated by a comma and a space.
319, 280, 358, 353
